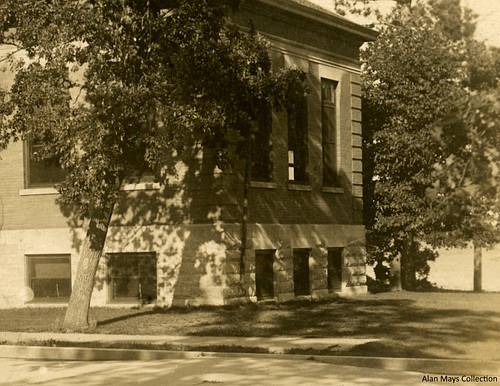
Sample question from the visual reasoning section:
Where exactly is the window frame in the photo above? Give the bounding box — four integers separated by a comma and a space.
321, 78, 341, 188
327, 247, 343, 292
106, 252, 157, 304
255, 249, 275, 301
250, 103, 273, 183
24, 137, 65, 189
288, 96, 309, 185
26, 254, 72, 302
293, 248, 311, 297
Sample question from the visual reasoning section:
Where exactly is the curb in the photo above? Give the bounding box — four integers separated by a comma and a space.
1, 344, 499, 376
0, 345, 203, 361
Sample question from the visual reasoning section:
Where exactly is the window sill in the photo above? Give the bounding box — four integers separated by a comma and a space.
19, 182, 162, 196
26, 298, 69, 304
288, 184, 312, 192
322, 186, 344, 194
121, 182, 161, 191
19, 187, 59, 196
250, 181, 277, 189
108, 299, 157, 305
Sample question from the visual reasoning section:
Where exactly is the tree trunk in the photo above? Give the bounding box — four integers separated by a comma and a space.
63, 204, 114, 331
389, 255, 402, 291
401, 235, 416, 291
240, 142, 250, 284
473, 240, 482, 292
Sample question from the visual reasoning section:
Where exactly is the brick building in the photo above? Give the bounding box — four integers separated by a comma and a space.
0, 0, 377, 308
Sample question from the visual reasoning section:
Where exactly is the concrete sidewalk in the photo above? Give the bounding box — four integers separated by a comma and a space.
0, 331, 499, 377
0, 331, 377, 353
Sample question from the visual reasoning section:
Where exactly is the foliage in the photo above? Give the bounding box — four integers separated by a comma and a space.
360, 0, 500, 285
362, 1, 466, 267
0, 0, 306, 220
0, 0, 306, 328
427, 0, 476, 41
428, 89, 500, 248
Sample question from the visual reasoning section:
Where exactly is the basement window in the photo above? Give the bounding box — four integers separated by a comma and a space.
27, 254, 71, 301
255, 250, 275, 301
293, 248, 311, 296
107, 252, 157, 304
327, 248, 343, 292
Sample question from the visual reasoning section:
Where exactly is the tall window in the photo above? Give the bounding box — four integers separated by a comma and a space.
25, 138, 65, 188
107, 252, 157, 303
251, 103, 273, 182
288, 98, 308, 184
321, 79, 340, 187
293, 248, 311, 296
28, 254, 71, 301
255, 250, 275, 301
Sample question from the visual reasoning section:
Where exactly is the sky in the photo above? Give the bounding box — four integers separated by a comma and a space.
463, 0, 500, 47
308, 0, 500, 47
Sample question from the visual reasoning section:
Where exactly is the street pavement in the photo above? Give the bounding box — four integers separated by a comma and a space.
0, 357, 440, 385
0, 331, 498, 385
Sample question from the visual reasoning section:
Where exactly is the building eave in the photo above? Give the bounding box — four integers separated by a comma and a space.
249, 0, 379, 42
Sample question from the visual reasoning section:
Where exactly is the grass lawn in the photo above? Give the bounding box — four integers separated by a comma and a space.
1, 291, 499, 360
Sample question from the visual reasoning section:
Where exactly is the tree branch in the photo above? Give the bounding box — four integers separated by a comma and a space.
458, 157, 471, 188
0, 47, 23, 63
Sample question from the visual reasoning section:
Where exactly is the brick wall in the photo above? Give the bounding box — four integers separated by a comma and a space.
0, 141, 70, 231
0, 1, 372, 307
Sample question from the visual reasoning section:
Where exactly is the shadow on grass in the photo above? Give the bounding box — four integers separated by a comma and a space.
95, 309, 156, 327
93, 296, 500, 360
2, 295, 500, 360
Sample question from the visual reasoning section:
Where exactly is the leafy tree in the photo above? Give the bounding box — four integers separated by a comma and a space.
329, 0, 500, 291
428, 88, 500, 291
360, 0, 500, 290
420, 0, 500, 292
0, 0, 305, 329
427, 0, 476, 41
361, 1, 468, 289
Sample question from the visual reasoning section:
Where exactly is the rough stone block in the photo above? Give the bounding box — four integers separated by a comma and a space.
277, 292, 295, 302
276, 280, 294, 294
311, 289, 330, 299
223, 285, 246, 299
276, 269, 293, 283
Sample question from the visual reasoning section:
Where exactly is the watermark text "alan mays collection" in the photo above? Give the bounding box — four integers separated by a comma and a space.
422, 375, 498, 383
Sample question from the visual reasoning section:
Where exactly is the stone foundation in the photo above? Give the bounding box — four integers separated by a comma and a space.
0, 223, 366, 308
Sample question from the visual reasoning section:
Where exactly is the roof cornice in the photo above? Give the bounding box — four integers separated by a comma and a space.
246, 0, 379, 42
